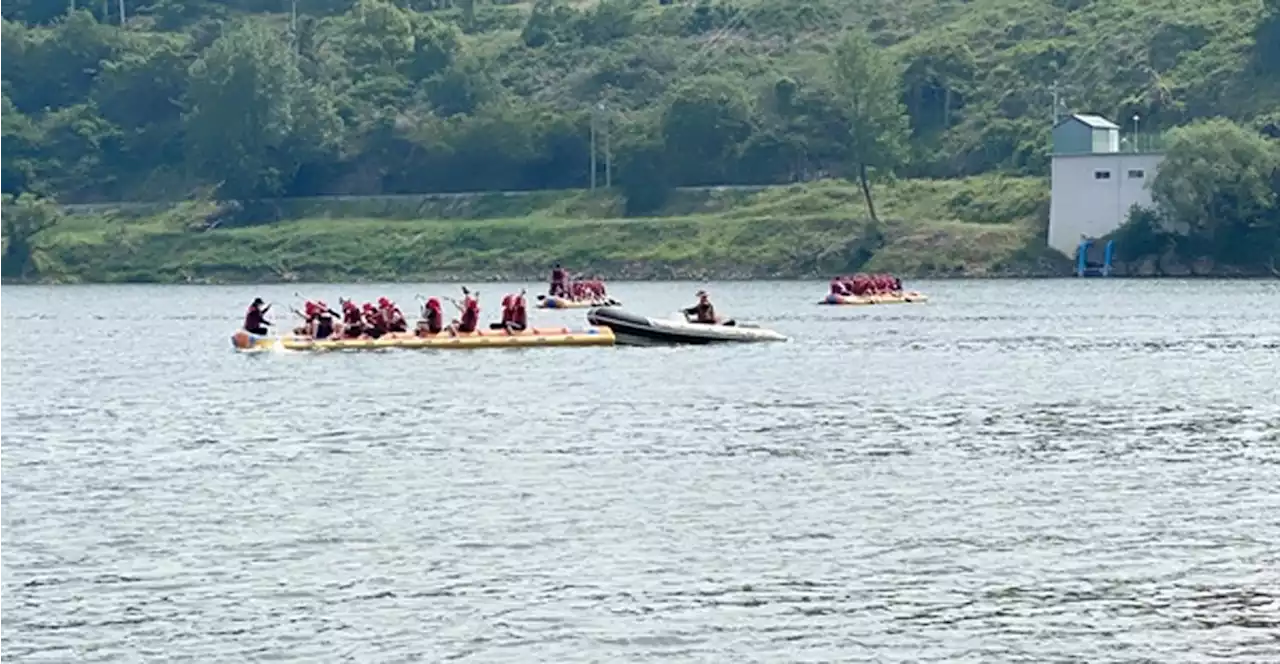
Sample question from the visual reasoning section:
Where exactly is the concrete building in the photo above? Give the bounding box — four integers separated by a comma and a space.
1047, 113, 1165, 258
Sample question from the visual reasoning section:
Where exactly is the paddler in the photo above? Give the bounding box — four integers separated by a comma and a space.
416, 297, 444, 336
491, 292, 528, 333
682, 290, 719, 324
341, 300, 364, 338
311, 300, 339, 339
450, 288, 480, 335
378, 297, 407, 333
243, 298, 272, 335
509, 291, 528, 332
362, 302, 386, 338
294, 300, 320, 335
829, 278, 848, 296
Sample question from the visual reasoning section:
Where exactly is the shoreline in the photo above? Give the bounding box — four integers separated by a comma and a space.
7, 270, 1277, 287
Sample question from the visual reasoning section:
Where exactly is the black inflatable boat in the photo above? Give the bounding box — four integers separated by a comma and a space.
586, 307, 788, 346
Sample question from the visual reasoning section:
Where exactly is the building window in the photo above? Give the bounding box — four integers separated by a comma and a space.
1127, 169, 1145, 179
1094, 170, 1112, 180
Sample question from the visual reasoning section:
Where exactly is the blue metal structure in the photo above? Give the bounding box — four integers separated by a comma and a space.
1075, 238, 1115, 277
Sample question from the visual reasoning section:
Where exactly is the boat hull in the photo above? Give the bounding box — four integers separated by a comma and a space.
535, 296, 619, 310
231, 327, 615, 351
819, 292, 929, 306
586, 307, 787, 346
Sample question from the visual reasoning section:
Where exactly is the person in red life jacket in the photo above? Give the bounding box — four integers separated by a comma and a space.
294, 300, 319, 335
243, 298, 272, 335
508, 292, 528, 332
491, 294, 514, 330
829, 278, 848, 297
362, 302, 387, 338
310, 300, 339, 339
378, 297, 407, 333
449, 288, 480, 335
851, 274, 871, 296
340, 300, 364, 338
550, 263, 568, 297
490, 293, 528, 333
570, 281, 584, 301
416, 297, 444, 337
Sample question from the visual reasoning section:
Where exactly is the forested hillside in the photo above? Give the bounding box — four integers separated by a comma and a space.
4, 0, 1279, 207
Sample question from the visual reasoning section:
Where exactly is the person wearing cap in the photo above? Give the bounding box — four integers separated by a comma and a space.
682, 290, 719, 324
243, 298, 272, 335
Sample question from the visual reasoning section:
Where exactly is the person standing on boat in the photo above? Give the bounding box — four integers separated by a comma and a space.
550, 263, 567, 297
243, 298, 272, 335
683, 290, 719, 324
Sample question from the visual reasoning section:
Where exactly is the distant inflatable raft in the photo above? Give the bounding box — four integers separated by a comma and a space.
819, 292, 929, 306
535, 296, 620, 310
231, 327, 615, 351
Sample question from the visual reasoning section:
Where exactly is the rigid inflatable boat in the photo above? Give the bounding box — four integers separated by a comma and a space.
535, 295, 620, 310
586, 307, 788, 346
819, 291, 929, 306
231, 326, 615, 352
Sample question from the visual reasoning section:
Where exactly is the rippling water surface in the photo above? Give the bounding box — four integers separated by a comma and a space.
3, 279, 1280, 662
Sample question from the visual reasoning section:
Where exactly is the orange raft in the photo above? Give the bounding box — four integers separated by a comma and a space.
231, 326, 615, 351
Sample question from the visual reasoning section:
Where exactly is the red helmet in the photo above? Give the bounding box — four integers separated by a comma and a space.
378, 297, 391, 308
426, 298, 441, 310
502, 295, 512, 308
362, 302, 375, 312
304, 301, 319, 315
342, 300, 357, 310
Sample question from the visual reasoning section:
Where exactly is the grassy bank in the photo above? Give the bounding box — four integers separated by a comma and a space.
29, 176, 1070, 284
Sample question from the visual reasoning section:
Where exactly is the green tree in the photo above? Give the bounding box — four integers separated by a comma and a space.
660, 75, 754, 186
184, 21, 343, 201
830, 29, 909, 223
1151, 119, 1280, 264
1, 193, 62, 279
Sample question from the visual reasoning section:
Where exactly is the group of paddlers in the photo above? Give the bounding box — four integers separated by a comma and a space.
241, 288, 531, 340
829, 273, 904, 297
548, 263, 613, 303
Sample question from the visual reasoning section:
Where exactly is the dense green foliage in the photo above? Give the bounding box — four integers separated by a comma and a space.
4, 0, 1279, 206
1115, 119, 1280, 268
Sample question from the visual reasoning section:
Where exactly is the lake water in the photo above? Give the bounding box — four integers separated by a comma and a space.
3, 279, 1279, 662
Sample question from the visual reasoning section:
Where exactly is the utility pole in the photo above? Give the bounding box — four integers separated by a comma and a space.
589, 110, 598, 190
1051, 79, 1060, 126
118, 0, 125, 25
291, 0, 299, 53
599, 102, 612, 188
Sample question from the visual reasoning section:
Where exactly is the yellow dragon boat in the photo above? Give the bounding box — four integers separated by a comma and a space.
231, 326, 615, 351
819, 292, 929, 306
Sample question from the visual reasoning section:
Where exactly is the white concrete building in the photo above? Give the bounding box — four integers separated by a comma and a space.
1047, 114, 1165, 257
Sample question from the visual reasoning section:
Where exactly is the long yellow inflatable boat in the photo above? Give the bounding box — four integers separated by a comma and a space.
231, 326, 615, 351
819, 292, 929, 306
